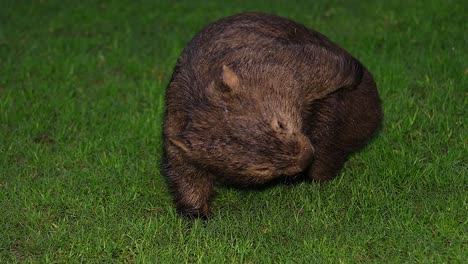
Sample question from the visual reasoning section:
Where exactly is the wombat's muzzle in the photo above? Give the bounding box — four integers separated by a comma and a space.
284, 137, 314, 175
297, 140, 314, 171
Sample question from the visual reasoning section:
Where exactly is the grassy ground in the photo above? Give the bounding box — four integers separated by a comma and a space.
1, 0, 466, 262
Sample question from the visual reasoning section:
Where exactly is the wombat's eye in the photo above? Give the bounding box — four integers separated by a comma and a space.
272, 119, 286, 132
251, 165, 273, 175
277, 121, 285, 130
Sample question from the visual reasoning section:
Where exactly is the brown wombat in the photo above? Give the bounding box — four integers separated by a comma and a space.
162, 12, 382, 218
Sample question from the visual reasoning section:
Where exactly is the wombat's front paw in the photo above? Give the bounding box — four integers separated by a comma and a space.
177, 206, 210, 220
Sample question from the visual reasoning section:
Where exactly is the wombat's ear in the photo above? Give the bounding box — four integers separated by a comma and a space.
221, 65, 239, 91
169, 137, 190, 153
207, 65, 240, 98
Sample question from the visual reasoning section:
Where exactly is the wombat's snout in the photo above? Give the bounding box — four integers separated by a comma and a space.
283, 137, 314, 176
296, 139, 314, 171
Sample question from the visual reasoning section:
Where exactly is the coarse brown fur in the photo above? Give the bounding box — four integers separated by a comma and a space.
162, 12, 383, 219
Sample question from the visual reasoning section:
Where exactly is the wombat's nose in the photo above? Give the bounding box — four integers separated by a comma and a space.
296, 140, 314, 171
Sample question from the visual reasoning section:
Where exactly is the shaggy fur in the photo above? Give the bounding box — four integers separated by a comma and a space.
162, 12, 382, 218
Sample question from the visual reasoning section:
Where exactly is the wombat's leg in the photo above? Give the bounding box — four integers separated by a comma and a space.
307, 143, 349, 182
170, 168, 215, 219
307, 70, 382, 182
162, 155, 215, 219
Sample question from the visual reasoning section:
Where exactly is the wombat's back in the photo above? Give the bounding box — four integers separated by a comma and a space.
183, 12, 349, 67
169, 12, 364, 104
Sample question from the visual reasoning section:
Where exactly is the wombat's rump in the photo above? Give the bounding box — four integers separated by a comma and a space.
162, 13, 382, 218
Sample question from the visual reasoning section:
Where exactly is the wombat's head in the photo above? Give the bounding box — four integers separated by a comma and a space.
168, 65, 314, 182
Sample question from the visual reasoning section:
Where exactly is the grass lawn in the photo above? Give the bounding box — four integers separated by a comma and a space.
0, 0, 466, 262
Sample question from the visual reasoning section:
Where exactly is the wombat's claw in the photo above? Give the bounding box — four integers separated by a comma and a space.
177, 207, 209, 220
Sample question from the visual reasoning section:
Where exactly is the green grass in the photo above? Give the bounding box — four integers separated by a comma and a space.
0, 0, 466, 262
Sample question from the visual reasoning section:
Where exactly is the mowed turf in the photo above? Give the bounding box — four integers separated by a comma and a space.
0, 0, 466, 262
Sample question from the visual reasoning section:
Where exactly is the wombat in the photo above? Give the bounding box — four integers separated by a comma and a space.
162, 12, 382, 219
